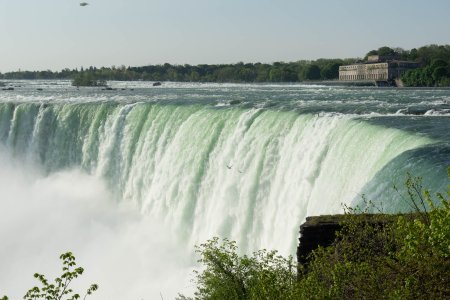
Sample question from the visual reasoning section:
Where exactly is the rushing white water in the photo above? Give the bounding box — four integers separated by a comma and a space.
0, 82, 449, 299
0, 101, 437, 253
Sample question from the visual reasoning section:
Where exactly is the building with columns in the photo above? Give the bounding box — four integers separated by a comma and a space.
339, 55, 419, 82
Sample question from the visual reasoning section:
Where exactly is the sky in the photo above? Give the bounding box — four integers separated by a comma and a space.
0, 0, 449, 72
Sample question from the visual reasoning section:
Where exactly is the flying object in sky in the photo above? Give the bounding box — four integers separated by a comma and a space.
80, 2, 89, 6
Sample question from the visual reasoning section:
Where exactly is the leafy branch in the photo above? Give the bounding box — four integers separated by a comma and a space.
16, 252, 98, 300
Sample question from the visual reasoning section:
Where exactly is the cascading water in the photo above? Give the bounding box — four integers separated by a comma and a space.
1, 81, 449, 299
1, 101, 437, 251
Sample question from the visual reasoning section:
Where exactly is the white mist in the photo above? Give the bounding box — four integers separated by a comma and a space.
0, 151, 194, 299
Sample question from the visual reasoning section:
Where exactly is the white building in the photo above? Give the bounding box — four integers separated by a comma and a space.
339, 56, 419, 82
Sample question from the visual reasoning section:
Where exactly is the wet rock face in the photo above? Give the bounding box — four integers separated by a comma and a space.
297, 215, 343, 266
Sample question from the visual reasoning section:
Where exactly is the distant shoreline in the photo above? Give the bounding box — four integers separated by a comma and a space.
2, 78, 450, 90
1, 43, 449, 88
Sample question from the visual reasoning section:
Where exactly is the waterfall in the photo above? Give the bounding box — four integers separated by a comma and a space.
0, 101, 437, 255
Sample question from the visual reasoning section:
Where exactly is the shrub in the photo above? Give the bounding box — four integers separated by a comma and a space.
182, 167, 450, 299
178, 237, 300, 300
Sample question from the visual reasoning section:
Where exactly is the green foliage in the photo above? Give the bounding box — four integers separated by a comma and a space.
1, 44, 448, 85
402, 62, 450, 87
396, 168, 450, 260
301, 168, 450, 299
320, 62, 341, 80
401, 46, 450, 87
433, 66, 448, 81
179, 237, 300, 300
71, 73, 107, 87
3, 252, 99, 300
366, 45, 450, 63
377, 46, 397, 57
0, 61, 346, 83
301, 64, 321, 81
363, 45, 450, 87
183, 167, 450, 299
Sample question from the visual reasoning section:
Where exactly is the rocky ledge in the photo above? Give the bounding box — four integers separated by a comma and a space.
297, 215, 343, 266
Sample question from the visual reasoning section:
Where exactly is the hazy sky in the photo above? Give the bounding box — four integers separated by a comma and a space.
1, 0, 449, 72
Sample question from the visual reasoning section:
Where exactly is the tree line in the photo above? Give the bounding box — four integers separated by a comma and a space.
0, 44, 448, 86
0, 59, 352, 83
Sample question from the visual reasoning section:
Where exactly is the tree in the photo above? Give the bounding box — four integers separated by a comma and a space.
377, 46, 396, 57
432, 66, 448, 83
302, 64, 321, 80
2, 252, 98, 300
430, 58, 448, 69
268, 68, 283, 82
320, 62, 341, 80
409, 48, 418, 60
178, 238, 298, 300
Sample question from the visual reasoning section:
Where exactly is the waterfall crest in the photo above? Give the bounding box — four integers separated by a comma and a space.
0, 102, 436, 254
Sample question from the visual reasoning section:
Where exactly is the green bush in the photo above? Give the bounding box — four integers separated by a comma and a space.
178, 237, 299, 300
181, 167, 450, 299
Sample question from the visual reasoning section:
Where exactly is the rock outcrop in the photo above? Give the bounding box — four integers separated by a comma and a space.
297, 215, 342, 266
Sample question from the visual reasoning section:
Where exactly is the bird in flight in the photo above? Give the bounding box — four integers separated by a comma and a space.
80, 2, 89, 6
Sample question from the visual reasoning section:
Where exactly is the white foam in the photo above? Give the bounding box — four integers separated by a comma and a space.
0, 150, 194, 299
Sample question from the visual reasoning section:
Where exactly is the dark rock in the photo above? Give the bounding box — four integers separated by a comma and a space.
2, 87, 14, 91
297, 215, 342, 267
407, 107, 428, 115
153, 82, 162, 86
